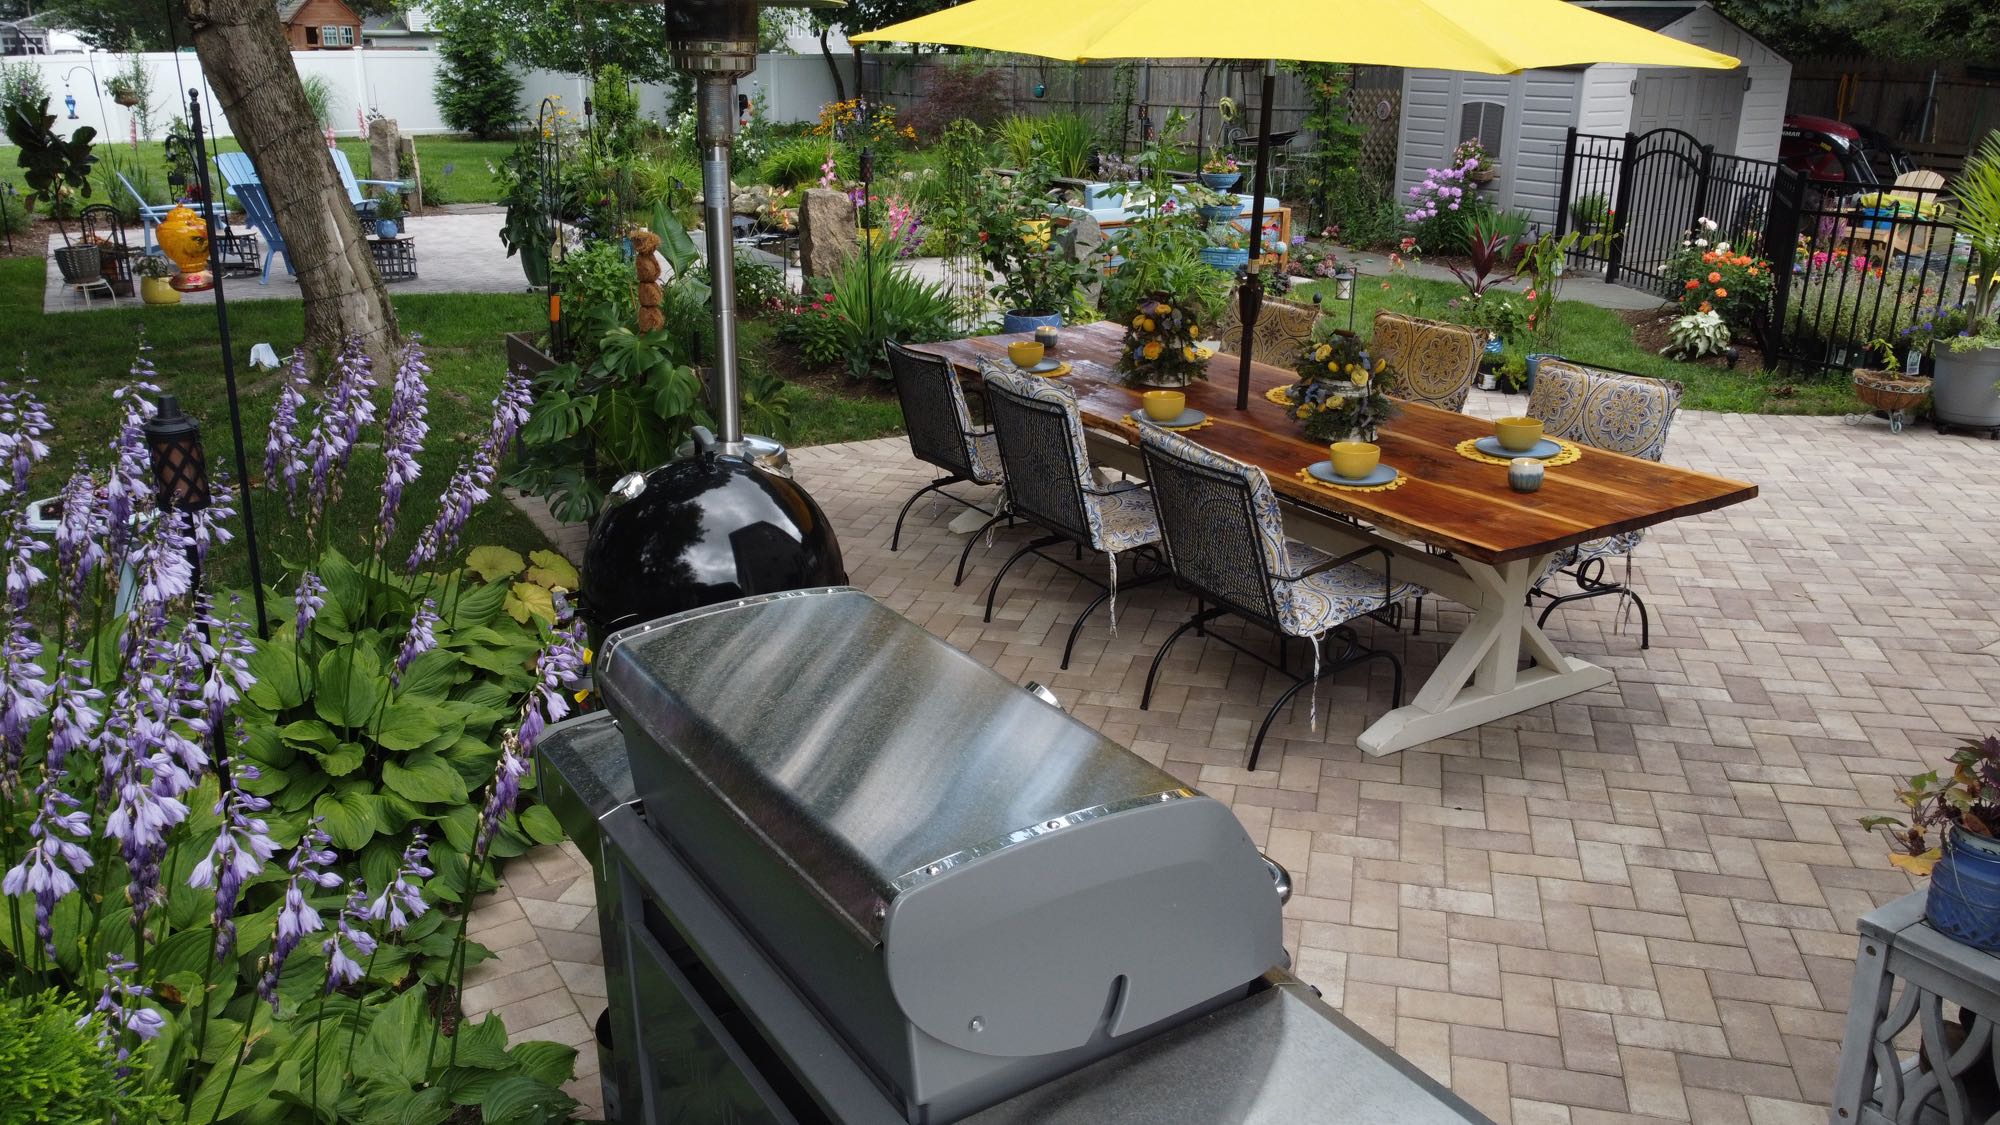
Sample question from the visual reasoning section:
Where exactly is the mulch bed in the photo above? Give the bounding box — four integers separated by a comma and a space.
1620, 307, 1767, 373
0, 216, 62, 260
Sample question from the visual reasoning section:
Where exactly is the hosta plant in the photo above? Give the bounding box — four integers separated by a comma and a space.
0, 339, 590, 1122
1662, 309, 1732, 360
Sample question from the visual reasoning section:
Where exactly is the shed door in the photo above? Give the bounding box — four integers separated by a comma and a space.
1632, 70, 1741, 152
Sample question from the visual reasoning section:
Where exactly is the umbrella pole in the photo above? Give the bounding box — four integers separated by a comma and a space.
1235, 62, 1277, 411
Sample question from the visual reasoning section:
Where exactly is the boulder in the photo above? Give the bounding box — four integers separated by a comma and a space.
732, 183, 774, 215
799, 188, 858, 282
367, 118, 401, 182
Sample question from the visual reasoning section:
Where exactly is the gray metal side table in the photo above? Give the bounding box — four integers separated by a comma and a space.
1831, 889, 2000, 1125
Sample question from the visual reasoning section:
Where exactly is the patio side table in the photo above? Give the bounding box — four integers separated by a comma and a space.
368, 236, 417, 282
1831, 889, 2000, 1125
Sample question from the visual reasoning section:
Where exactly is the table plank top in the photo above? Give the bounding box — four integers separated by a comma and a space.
915, 322, 1758, 565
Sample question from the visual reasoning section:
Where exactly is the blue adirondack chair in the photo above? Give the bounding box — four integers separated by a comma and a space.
113, 171, 177, 254
230, 182, 294, 284
217, 148, 400, 220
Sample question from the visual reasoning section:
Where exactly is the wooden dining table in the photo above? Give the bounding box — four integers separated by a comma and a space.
915, 320, 1758, 756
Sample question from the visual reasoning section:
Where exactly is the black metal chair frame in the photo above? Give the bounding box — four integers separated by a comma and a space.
1137, 436, 1406, 772
1527, 553, 1651, 649
884, 340, 1002, 552
974, 373, 1166, 670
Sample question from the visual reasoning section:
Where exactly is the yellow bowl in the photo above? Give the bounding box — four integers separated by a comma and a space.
1142, 390, 1186, 421
1329, 441, 1380, 480
1495, 416, 1544, 452
1008, 341, 1045, 369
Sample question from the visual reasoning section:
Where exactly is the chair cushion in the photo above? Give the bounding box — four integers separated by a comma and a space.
1084, 484, 1161, 553
1371, 310, 1485, 413
967, 431, 1003, 483
1527, 361, 1682, 462
1272, 541, 1424, 637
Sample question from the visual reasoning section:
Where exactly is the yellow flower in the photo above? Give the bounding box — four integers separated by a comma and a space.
1143, 340, 1163, 360
1314, 344, 1331, 361
1131, 317, 1146, 329
1140, 317, 1155, 332
1189, 324, 1200, 337
1298, 403, 1314, 416
1182, 346, 1199, 361
1352, 368, 1369, 385
1327, 361, 1339, 372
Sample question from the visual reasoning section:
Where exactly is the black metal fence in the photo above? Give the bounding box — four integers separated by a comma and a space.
1558, 128, 1976, 377
1762, 171, 1976, 376
1554, 127, 1782, 292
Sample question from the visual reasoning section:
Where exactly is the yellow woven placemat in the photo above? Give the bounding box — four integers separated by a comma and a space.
1264, 385, 1296, 408
1294, 467, 1407, 494
1454, 436, 1583, 468
1037, 361, 1073, 379
1126, 413, 1213, 432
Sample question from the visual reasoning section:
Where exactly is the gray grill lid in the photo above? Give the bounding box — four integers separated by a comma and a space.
595, 588, 1196, 941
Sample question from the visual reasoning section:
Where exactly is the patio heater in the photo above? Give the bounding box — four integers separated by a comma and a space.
580, 0, 848, 638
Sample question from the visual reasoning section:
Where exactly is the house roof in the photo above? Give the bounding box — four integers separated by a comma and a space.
1588, 4, 1699, 31
276, 0, 309, 23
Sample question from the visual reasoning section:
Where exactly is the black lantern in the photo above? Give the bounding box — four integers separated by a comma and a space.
143, 395, 211, 514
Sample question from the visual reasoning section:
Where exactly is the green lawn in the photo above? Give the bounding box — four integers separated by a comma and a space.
4, 257, 554, 592
1290, 274, 1853, 415
6, 134, 514, 212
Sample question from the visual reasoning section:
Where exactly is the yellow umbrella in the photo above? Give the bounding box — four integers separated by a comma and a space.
855, 0, 1738, 406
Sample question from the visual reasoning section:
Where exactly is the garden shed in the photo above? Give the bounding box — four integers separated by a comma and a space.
1394, 1, 1790, 229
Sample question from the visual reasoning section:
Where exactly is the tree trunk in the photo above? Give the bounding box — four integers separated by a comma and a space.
819, 28, 847, 103
185, 0, 399, 363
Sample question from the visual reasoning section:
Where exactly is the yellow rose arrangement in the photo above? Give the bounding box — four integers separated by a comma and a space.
1117, 294, 1213, 387
1286, 325, 1401, 442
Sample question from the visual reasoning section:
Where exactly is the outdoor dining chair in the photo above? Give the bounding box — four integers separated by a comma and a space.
883, 340, 1004, 551
977, 361, 1165, 669
112, 172, 177, 255
1525, 359, 1684, 649
1215, 296, 1321, 367
1369, 310, 1487, 413
1136, 424, 1424, 772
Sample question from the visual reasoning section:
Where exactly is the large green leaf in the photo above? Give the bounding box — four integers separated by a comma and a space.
519, 805, 566, 847
353, 985, 432, 1089
306, 740, 367, 778
148, 926, 218, 982
446, 577, 509, 629
506, 1040, 578, 1088
314, 787, 380, 850
247, 637, 313, 711
504, 582, 556, 625
382, 751, 468, 805
523, 550, 579, 592
316, 546, 370, 638
280, 718, 340, 751
480, 1075, 578, 1125
375, 699, 453, 752
190, 1056, 278, 1123
315, 646, 387, 729
448, 1013, 513, 1070
466, 546, 527, 583
393, 1086, 453, 1125
394, 648, 462, 702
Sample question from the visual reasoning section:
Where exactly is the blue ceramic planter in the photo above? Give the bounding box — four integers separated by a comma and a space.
1199, 171, 1241, 192
1002, 310, 1063, 336
1199, 246, 1250, 272
1927, 828, 2000, 952
1523, 352, 1562, 393
1198, 203, 1242, 225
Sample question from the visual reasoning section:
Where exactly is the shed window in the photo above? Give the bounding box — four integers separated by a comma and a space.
322, 24, 353, 46
1459, 101, 1505, 155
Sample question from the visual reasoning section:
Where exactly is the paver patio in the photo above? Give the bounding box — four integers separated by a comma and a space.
481, 387, 2000, 1123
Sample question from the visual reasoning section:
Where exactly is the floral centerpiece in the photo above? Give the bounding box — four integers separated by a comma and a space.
1118, 294, 1213, 388
1285, 324, 1401, 442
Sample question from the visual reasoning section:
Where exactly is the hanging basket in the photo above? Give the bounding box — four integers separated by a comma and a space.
112, 91, 141, 108
1852, 369, 1929, 414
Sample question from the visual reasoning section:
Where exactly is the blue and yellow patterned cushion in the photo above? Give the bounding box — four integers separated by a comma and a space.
1528, 361, 1683, 463
1136, 423, 1293, 576
984, 360, 1157, 554
1371, 311, 1486, 413
967, 432, 1002, 482
1084, 485, 1161, 553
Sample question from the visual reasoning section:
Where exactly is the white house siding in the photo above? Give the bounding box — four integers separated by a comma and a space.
1578, 65, 1637, 137
1396, 69, 1579, 230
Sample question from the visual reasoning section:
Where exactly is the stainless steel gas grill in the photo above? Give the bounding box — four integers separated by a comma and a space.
540, 587, 1492, 1125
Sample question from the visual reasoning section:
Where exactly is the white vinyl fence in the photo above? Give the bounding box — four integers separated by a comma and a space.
7, 49, 849, 144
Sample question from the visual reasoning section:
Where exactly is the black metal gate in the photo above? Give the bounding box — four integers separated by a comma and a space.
1557, 127, 1783, 295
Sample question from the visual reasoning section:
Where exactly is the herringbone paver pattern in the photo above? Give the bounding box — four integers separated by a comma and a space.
487, 393, 2000, 1123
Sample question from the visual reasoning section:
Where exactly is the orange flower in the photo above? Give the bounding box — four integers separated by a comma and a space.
1685, 279, 1699, 290
1707, 271, 1722, 283
1715, 287, 1729, 298
1747, 268, 1758, 277
1702, 252, 1717, 264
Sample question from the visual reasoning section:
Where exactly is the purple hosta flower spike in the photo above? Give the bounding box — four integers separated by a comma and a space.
486, 367, 533, 460
104, 377, 161, 570
185, 481, 236, 566
393, 599, 439, 686
264, 349, 310, 509
4, 658, 99, 954
86, 955, 165, 1059
516, 590, 587, 752
406, 449, 492, 574
476, 730, 530, 856
294, 571, 326, 643
0, 613, 48, 782
188, 755, 277, 961
259, 821, 341, 1009
52, 469, 105, 621
0, 375, 53, 498
324, 887, 379, 991
378, 336, 432, 542
367, 830, 432, 933
300, 336, 379, 531
122, 510, 194, 660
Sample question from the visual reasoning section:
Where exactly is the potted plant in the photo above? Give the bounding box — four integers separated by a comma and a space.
4, 98, 98, 283
1199, 152, 1241, 192
1862, 734, 2000, 951
105, 76, 140, 108
135, 253, 180, 305
1454, 138, 1497, 186
1116, 294, 1213, 388
373, 188, 404, 238
1931, 132, 2000, 432
1200, 224, 1251, 272
1282, 324, 1401, 442
974, 161, 1087, 334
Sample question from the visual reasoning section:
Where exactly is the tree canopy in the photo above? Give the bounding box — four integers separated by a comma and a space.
1712, 0, 2000, 61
